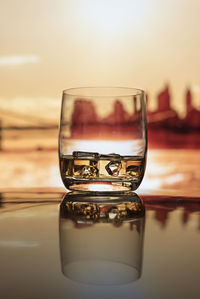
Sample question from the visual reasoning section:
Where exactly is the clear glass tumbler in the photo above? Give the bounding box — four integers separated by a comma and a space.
59, 87, 147, 192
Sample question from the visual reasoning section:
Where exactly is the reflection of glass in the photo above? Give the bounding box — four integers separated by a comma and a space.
59, 87, 147, 192
59, 192, 145, 285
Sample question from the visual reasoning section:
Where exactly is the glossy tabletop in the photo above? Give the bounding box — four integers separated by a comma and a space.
0, 190, 199, 299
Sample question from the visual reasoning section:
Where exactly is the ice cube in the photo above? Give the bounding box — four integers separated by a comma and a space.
105, 161, 122, 176
73, 151, 99, 159
126, 160, 142, 177
72, 203, 99, 220
108, 207, 119, 219
80, 165, 98, 178
74, 160, 88, 177
126, 165, 139, 177
100, 153, 121, 160
107, 153, 121, 159
74, 159, 90, 166
83, 204, 98, 219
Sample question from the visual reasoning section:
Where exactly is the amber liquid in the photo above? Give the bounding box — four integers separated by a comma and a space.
60, 152, 145, 191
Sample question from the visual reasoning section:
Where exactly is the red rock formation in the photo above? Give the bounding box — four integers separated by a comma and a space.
69, 87, 200, 146
157, 85, 170, 112
103, 100, 129, 124
186, 89, 192, 114
184, 89, 200, 129
70, 99, 98, 139
71, 99, 98, 124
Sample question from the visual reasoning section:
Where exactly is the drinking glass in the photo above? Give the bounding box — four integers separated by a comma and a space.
59, 87, 147, 192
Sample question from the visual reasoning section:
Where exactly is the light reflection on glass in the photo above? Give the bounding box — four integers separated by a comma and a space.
59, 191, 145, 285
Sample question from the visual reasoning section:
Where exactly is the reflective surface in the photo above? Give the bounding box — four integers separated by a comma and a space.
0, 191, 200, 299
60, 192, 145, 285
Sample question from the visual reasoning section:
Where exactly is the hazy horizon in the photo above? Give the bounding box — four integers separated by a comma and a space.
1, 0, 200, 121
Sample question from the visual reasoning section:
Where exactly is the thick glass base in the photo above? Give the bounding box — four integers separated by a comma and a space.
62, 177, 141, 192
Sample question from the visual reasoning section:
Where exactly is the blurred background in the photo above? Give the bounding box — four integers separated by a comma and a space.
0, 0, 199, 195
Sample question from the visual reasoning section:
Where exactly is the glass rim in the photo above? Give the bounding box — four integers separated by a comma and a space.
62, 87, 145, 97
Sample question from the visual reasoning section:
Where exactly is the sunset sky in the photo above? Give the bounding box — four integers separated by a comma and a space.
0, 0, 200, 122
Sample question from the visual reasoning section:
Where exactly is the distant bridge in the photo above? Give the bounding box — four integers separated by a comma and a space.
0, 108, 57, 126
